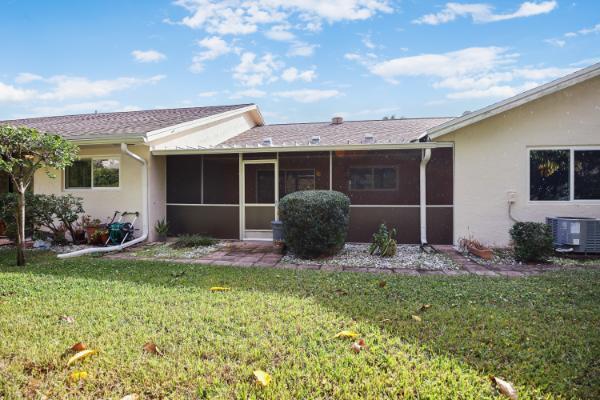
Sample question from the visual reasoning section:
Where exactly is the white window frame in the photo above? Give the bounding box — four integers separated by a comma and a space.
63, 155, 121, 191
527, 146, 600, 204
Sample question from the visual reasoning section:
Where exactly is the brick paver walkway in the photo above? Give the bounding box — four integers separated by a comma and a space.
107, 241, 600, 277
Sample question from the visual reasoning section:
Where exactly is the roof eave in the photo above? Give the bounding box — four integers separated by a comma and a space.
422, 62, 600, 141
151, 141, 453, 155
70, 135, 147, 145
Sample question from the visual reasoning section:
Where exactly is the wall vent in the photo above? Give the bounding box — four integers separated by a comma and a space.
262, 137, 273, 146
363, 133, 375, 144
331, 116, 343, 124
310, 136, 321, 145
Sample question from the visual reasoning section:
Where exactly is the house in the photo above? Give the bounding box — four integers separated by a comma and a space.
1, 63, 599, 247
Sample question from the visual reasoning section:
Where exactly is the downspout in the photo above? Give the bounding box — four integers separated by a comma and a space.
58, 143, 148, 259
420, 148, 431, 246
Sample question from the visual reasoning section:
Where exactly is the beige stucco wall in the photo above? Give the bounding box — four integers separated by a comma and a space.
437, 76, 600, 247
33, 143, 167, 242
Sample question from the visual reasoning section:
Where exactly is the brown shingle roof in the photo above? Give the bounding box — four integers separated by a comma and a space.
0, 104, 253, 140
221, 117, 453, 147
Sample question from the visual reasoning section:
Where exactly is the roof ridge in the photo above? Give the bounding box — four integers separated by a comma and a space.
1, 103, 255, 123
257, 116, 454, 127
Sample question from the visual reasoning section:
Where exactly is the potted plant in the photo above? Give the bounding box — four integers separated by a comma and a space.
84, 216, 102, 243
91, 228, 109, 245
459, 237, 493, 260
155, 218, 169, 242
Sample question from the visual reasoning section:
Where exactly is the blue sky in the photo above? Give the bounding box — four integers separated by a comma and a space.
0, 0, 598, 123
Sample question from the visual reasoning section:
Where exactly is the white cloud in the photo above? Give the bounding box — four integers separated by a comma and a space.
132, 49, 167, 63
233, 52, 283, 86
281, 67, 316, 82
229, 88, 267, 99
544, 38, 566, 47
413, 1, 557, 25
274, 89, 340, 103
350, 45, 574, 100
287, 42, 318, 57
578, 23, 600, 36
265, 25, 295, 41
512, 67, 577, 80
369, 47, 515, 82
0, 82, 37, 102
198, 91, 218, 97
0, 74, 165, 103
15, 72, 43, 84
446, 82, 539, 99
190, 36, 232, 73
38, 75, 165, 101
545, 22, 600, 48
170, 0, 393, 36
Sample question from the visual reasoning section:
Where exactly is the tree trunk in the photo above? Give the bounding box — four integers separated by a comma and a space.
15, 189, 26, 266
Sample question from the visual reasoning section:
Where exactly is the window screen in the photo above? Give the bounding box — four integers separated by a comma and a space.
529, 150, 570, 201
65, 159, 92, 189
574, 150, 600, 200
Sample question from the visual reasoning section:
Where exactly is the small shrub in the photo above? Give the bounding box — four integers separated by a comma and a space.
369, 224, 397, 257
279, 190, 350, 258
171, 234, 216, 248
155, 219, 169, 236
509, 222, 553, 262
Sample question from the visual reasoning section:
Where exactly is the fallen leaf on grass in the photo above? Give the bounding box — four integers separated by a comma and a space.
70, 342, 87, 352
121, 395, 139, 400
143, 342, 163, 356
334, 330, 359, 339
490, 376, 518, 400
67, 349, 98, 366
411, 315, 422, 322
253, 370, 271, 387
210, 287, 231, 292
377, 280, 387, 288
419, 304, 432, 312
350, 339, 368, 353
68, 370, 88, 382
334, 288, 348, 296
59, 315, 75, 324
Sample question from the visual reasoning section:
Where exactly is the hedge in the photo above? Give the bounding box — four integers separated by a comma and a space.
279, 190, 350, 258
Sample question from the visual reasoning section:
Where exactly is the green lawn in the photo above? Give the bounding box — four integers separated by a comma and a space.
0, 250, 598, 399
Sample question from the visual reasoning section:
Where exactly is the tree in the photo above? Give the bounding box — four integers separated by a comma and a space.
0, 125, 78, 265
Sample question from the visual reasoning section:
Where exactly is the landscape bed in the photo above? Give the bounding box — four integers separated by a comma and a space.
283, 243, 459, 270
0, 249, 599, 399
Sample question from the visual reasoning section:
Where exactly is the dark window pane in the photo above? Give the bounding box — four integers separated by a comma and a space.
575, 150, 600, 200
349, 168, 373, 190
93, 159, 119, 187
65, 159, 91, 189
280, 170, 315, 197
374, 167, 397, 189
529, 150, 570, 201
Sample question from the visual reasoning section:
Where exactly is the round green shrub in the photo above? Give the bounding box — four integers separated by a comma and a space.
279, 190, 350, 258
509, 222, 553, 262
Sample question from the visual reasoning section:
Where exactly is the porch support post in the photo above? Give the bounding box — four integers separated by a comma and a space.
275, 152, 279, 220
420, 148, 432, 245
238, 153, 243, 240
329, 151, 333, 190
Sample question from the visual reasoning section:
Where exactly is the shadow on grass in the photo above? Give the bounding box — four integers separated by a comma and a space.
1, 249, 599, 399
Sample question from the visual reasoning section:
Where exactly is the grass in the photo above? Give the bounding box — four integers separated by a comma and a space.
0, 250, 598, 399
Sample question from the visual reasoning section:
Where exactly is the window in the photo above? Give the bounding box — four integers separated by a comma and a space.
575, 150, 600, 200
280, 170, 315, 197
349, 167, 397, 190
65, 157, 119, 189
529, 150, 570, 201
529, 148, 600, 201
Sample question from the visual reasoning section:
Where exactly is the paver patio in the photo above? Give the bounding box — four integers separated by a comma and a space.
108, 241, 600, 277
